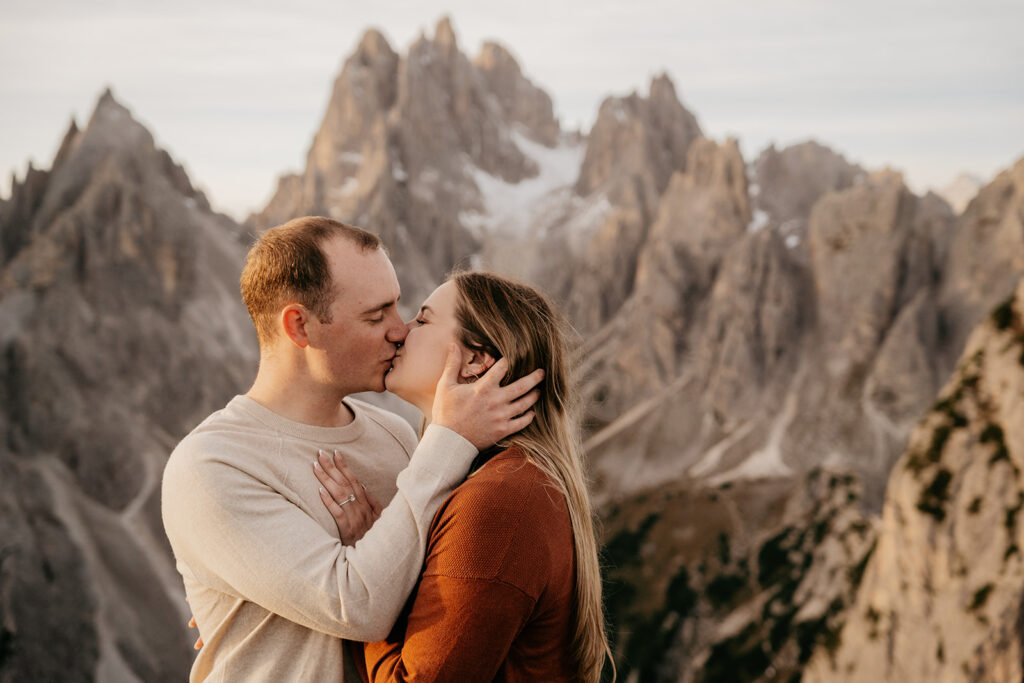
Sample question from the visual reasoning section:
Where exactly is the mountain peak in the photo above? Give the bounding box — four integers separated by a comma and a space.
649, 72, 678, 100
355, 27, 395, 61
576, 73, 702, 198
84, 87, 150, 149
476, 41, 522, 75
98, 85, 116, 106
51, 117, 81, 171
434, 15, 457, 49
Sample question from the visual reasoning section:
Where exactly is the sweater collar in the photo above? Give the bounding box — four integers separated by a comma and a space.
229, 395, 368, 444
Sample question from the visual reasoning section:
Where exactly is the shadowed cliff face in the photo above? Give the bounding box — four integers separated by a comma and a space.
0, 90, 257, 682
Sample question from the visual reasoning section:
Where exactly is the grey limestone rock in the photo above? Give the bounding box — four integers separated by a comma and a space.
0, 89, 256, 682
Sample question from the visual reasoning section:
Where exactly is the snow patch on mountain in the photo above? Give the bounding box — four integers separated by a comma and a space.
462, 129, 584, 236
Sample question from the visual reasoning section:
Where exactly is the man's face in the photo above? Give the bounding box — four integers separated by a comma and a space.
305, 239, 406, 395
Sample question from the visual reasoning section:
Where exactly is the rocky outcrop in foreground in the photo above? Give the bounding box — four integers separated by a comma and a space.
602, 468, 875, 682
805, 278, 1024, 682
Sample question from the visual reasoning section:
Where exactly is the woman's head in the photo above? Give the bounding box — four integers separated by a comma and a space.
451, 271, 569, 432
385, 271, 569, 427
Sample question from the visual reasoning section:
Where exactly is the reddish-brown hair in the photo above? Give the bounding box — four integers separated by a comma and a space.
240, 216, 381, 345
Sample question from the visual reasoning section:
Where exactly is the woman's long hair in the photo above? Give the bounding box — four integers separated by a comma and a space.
451, 271, 613, 682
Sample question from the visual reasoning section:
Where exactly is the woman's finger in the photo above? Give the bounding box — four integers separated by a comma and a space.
477, 356, 510, 387
317, 449, 350, 488
333, 451, 369, 506
314, 458, 355, 508
318, 485, 356, 541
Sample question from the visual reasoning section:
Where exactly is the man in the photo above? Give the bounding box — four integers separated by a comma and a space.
162, 216, 542, 681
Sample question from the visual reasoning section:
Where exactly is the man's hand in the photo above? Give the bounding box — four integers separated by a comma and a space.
431, 344, 544, 450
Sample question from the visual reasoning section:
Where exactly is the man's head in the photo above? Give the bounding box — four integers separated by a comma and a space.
241, 216, 406, 394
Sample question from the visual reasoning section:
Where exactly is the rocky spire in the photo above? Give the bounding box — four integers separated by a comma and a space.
0, 87, 255, 682
434, 15, 457, 52
474, 41, 559, 146
938, 158, 1024, 368
248, 16, 563, 306
575, 73, 702, 203
750, 140, 864, 240
51, 118, 80, 171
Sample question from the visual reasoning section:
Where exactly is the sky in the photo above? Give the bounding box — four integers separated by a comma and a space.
2, 0, 1022, 220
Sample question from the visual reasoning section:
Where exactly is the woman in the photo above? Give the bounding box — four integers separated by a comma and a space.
314, 271, 612, 681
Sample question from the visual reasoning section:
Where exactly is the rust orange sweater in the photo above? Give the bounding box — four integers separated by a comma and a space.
359, 447, 577, 682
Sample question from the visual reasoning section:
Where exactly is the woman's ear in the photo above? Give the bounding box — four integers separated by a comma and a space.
460, 348, 496, 382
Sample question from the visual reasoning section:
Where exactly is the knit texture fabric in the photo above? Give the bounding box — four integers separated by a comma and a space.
360, 447, 577, 682
162, 395, 477, 682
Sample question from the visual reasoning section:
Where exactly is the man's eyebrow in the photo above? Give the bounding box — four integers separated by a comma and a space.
360, 299, 398, 316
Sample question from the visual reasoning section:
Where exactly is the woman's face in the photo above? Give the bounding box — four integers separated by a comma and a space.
385, 281, 462, 410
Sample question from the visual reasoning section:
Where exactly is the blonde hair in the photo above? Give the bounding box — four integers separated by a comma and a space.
451, 271, 613, 682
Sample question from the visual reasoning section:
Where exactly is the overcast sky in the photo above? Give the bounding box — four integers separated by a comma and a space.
2, 0, 1022, 219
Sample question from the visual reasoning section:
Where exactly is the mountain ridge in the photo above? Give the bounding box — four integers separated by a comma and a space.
2, 16, 1023, 681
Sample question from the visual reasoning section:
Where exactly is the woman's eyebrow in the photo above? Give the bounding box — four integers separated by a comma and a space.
418, 305, 434, 316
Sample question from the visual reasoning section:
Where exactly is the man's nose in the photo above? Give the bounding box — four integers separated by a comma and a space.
386, 311, 408, 343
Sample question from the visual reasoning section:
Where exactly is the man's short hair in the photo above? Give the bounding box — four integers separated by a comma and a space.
240, 216, 382, 345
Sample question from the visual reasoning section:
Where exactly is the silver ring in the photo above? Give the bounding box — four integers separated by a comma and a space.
337, 493, 357, 507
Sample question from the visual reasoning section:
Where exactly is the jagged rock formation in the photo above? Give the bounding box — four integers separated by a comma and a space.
938, 159, 1024, 369
749, 140, 864, 244
804, 278, 1024, 682
580, 166, 961, 507
574, 73, 701, 202
0, 90, 257, 682
538, 74, 704, 336
246, 17, 564, 306
585, 158, 1021, 679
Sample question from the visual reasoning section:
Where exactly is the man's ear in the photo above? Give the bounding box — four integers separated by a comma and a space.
460, 347, 496, 381
280, 305, 311, 348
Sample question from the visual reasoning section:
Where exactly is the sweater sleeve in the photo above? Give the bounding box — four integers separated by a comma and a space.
362, 576, 535, 682
162, 424, 475, 641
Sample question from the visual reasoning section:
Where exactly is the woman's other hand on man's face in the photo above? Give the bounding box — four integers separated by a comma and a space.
314, 449, 382, 545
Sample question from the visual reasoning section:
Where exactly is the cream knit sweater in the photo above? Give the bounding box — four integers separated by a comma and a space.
161, 395, 476, 682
